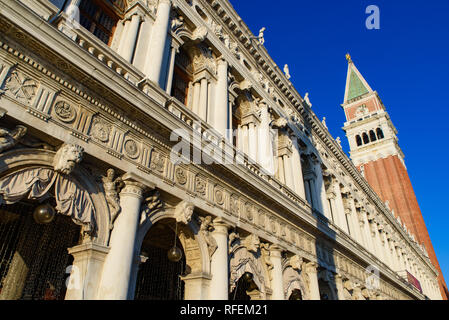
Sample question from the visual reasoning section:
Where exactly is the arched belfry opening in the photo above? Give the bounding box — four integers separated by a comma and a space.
0, 201, 81, 300
134, 219, 186, 300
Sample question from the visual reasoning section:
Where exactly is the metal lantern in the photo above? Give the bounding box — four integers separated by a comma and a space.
167, 246, 182, 262
167, 221, 183, 262
242, 272, 253, 283
33, 203, 56, 224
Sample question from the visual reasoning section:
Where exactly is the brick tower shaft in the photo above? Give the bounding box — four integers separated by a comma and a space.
341, 54, 448, 299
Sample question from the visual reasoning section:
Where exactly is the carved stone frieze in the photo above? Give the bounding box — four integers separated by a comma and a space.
123, 138, 140, 159
174, 166, 187, 185
0, 125, 27, 153
91, 118, 111, 143
2, 69, 38, 105
54, 100, 76, 123
195, 175, 207, 196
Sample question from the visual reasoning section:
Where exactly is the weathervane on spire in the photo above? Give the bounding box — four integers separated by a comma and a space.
346, 53, 352, 63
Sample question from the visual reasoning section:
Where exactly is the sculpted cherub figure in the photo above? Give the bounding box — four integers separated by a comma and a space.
102, 168, 124, 228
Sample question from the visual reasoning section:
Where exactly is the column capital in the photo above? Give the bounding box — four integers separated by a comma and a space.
212, 216, 233, 230
217, 57, 229, 67
120, 172, 155, 198
269, 244, 283, 256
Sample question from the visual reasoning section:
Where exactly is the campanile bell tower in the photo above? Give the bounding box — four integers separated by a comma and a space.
341, 54, 448, 299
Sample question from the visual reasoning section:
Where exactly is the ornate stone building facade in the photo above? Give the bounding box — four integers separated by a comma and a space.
0, 0, 442, 300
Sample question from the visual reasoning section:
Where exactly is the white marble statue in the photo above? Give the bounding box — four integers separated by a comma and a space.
258, 27, 266, 45
284, 64, 291, 80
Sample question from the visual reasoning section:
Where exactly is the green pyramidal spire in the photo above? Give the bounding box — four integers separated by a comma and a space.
347, 71, 369, 101
343, 54, 373, 104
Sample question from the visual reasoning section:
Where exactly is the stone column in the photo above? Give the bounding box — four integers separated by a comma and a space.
258, 103, 275, 175
214, 59, 229, 137
304, 262, 320, 300
209, 218, 231, 300
333, 184, 347, 231
277, 133, 293, 189
199, 77, 209, 121
313, 163, 326, 214
277, 154, 285, 183
290, 136, 306, 199
350, 198, 363, 246
165, 45, 179, 94
270, 245, 285, 300
119, 13, 143, 63
248, 122, 259, 162
144, 0, 172, 85
192, 81, 201, 114
65, 243, 109, 300
97, 178, 147, 300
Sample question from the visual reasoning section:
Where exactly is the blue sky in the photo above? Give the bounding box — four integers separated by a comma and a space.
229, 0, 449, 282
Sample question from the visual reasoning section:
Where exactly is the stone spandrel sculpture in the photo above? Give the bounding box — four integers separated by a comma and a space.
198, 215, 218, 258
53, 143, 84, 175
140, 190, 163, 225
0, 125, 27, 153
102, 168, 124, 229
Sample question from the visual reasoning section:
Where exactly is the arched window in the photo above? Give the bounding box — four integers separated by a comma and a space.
369, 130, 377, 142
377, 128, 384, 140
78, 0, 125, 45
362, 133, 369, 144
356, 135, 362, 146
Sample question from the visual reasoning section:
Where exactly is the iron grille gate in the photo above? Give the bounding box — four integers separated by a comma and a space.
134, 245, 185, 300
0, 202, 80, 300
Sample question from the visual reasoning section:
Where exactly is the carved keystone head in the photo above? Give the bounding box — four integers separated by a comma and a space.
174, 201, 194, 225
290, 255, 303, 271
244, 234, 260, 254
53, 143, 84, 174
